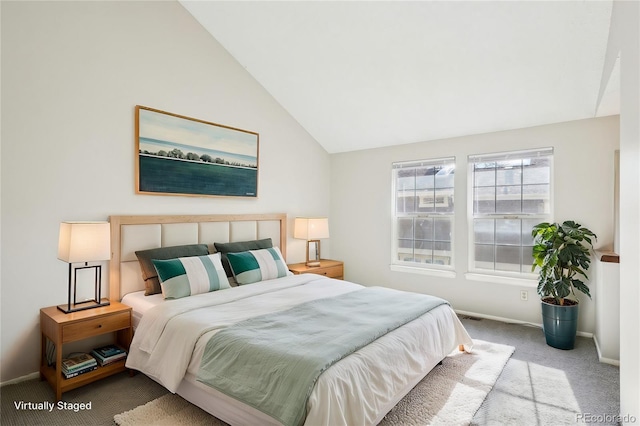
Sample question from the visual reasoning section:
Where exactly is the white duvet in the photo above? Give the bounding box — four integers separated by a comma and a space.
126, 274, 473, 426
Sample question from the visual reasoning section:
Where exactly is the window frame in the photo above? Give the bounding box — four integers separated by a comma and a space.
391, 157, 456, 273
467, 148, 553, 279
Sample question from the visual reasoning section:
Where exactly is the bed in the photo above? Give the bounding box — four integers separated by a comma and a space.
109, 213, 473, 426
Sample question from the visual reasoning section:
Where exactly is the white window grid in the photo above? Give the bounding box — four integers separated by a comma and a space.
392, 157, 455, 270
468, 148, 553, 277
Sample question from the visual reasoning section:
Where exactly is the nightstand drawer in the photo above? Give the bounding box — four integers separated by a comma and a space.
62, 311, 130, 343
310, 265, 343, 278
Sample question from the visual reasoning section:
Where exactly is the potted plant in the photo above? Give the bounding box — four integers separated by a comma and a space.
531, 220, 597, 349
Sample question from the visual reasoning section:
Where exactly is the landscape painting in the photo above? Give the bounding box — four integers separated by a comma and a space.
136, 106, 259, 198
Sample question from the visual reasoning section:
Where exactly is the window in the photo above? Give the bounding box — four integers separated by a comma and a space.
392, 157, 455, 269
469, 148, 553, 275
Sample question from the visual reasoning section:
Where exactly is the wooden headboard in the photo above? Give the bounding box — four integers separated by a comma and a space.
109, 213, 287, 301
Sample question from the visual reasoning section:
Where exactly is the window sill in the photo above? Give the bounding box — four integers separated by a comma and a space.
465, 272, 537, 287
390, 264, 456, 279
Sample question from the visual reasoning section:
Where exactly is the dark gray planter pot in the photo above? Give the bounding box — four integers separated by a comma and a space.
541, 299, 579, 350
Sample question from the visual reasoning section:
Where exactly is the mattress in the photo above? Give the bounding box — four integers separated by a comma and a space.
125, 274, 473, 426
121, 291, 163, 329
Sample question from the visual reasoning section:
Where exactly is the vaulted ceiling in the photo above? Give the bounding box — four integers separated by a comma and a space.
180, 1, 619, 154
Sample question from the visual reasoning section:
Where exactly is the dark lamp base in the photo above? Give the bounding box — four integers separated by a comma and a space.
57, 298, 111, 314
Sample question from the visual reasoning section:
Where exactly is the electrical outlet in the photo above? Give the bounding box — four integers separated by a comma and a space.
520, 290, 528, 301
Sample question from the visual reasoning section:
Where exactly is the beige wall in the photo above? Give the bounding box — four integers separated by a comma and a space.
331, 116, 620, 334
0, 1, 330, 382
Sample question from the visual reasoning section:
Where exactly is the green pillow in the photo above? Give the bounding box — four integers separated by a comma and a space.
136, 244, 209, 295
152, 253, 230, 299
227, 247, 288, 285
214, 238, 273, 277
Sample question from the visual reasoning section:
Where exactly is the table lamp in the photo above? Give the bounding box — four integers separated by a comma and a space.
57, 221, 111, 313
294, 217, 329, 267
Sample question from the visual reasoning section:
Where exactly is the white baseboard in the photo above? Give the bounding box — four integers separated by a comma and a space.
0, 371, 39, 387
455, 309, 594, 338
593, 335, 621, 366
455, 309, 543, 329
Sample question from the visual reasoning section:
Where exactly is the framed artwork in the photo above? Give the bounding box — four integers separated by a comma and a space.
135, 106, 259, 198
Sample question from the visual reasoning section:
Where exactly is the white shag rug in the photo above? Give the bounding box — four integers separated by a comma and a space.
115, 339, 514, 426
114, 392, 225, 426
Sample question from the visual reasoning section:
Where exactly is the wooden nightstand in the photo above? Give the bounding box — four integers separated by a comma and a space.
40, 301, 132, 401
288, 259, 344, 280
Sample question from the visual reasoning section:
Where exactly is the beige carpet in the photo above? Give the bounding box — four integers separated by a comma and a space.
115, 339, 514, 426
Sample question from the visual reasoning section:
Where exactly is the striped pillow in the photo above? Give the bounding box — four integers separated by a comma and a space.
227, 247, 289, 285
152, 253, 230, 299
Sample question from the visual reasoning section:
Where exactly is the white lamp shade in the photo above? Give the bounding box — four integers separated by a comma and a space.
294, 217, 330, 240
58, 222, 111, 263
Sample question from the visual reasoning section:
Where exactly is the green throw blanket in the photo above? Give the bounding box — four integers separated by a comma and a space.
197, 287, 448, 426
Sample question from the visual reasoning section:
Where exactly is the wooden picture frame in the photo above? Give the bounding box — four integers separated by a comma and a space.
135, 106, 259, 198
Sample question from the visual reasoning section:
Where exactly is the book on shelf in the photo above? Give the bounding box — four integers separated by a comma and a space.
63, 364, 98, 379
62, 359, 97, 375
90, 344, 127, 366
61, 353, 97, 373
92, 344, 125, 358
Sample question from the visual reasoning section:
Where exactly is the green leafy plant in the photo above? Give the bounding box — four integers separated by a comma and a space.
531, 221, 597, 306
